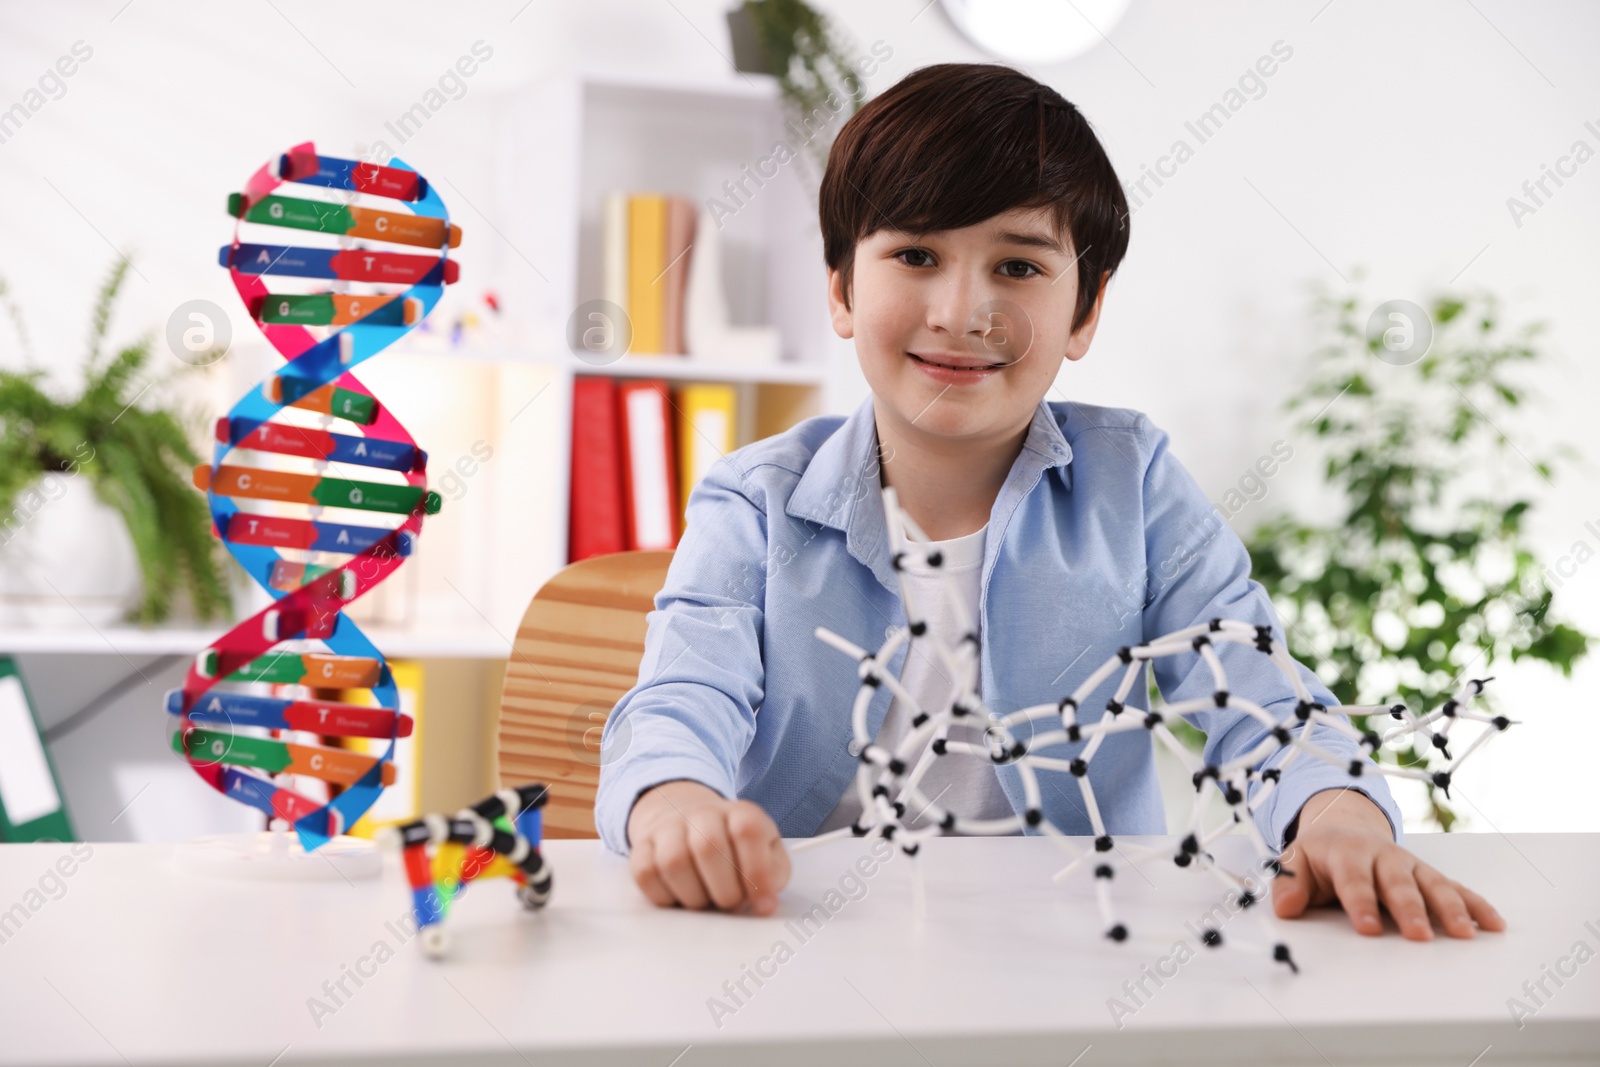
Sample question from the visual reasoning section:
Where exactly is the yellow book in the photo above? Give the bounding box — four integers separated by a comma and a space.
627, 194, 668, 355
339, 658, 423, 838
676, 383, 738, 519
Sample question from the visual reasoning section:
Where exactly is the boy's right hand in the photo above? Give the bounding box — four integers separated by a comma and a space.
625, 779, 791, 915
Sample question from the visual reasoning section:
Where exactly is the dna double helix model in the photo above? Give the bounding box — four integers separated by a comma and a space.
166, 142, 460, 850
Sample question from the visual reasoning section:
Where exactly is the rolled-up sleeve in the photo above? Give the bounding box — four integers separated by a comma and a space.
1136, 418, 1403, 851
593, 456, 768, 855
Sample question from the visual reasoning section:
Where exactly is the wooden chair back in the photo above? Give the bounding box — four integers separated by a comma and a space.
496, 550, 674, 838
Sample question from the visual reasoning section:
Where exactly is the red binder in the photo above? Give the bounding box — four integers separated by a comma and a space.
616, 379, 679, 551
568, 377, 627, 562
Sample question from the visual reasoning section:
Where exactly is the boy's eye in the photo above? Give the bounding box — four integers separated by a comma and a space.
896, 251, 1043, 279
893, 248, 935, 268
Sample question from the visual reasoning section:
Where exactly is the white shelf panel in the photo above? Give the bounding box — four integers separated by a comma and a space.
576, 67, 781, 103
568, 355, 824, 384
398, 345, 826, 386
0, 623, 512, 660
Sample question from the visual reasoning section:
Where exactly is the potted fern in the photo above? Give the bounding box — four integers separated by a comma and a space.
0, 260, 232, 627
1244, 275, 1591, 828
726, 0, 869, 174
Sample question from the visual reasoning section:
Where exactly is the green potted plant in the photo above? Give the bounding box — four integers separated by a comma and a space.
0, 259, 232, 626
726, 0, 868, 173
1244, 275, 1591, 828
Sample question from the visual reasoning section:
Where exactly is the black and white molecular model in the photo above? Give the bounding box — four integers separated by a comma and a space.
799, 486, 1513, 971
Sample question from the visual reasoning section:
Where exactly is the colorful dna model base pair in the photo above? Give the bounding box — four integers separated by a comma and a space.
169, 143, 460, 849
800, 486, 1514, 972
379, 784, 554, 959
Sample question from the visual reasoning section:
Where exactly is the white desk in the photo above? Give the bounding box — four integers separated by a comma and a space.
1, 834, 1596, 1066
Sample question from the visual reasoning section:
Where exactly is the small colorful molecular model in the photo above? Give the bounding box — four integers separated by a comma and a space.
800, 486, 1513, 970
382, 784, 554, 958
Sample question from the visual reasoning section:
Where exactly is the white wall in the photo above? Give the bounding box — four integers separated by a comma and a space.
2, 0, 1596, 835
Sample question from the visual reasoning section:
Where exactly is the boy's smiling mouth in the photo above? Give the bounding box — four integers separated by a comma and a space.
908, 351, 1008, 371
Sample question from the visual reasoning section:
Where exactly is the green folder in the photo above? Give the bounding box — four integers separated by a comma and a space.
0, 658, 75, 842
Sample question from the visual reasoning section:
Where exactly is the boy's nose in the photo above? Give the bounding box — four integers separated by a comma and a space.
924, 272, 988, 341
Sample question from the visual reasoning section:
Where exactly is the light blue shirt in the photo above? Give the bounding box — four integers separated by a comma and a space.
595, 395, 1402, 856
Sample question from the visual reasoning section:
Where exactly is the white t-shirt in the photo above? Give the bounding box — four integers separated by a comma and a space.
816, 522, 1017, 835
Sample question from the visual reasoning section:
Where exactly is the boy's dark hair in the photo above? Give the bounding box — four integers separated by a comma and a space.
820, 63, 1130, 334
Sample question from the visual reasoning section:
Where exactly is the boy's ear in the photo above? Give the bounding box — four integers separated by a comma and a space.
1064, 270, 1110, 363
827, 268, 854, 340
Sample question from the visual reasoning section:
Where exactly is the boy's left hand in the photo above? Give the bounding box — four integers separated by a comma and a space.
1271, 787, 1506, 940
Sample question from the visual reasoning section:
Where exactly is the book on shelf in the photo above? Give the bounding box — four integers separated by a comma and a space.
568, 378, 739, 563
604, 190, 698, 357
676, 383, 737, 518
618, 379, 678, 552
662, 197, 696, 356
569, 376, 628, 561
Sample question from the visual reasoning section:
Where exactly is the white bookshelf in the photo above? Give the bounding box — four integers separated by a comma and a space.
475, 69, 838, 628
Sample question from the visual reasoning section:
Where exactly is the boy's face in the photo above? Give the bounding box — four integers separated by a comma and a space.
827, 206, 1104, 447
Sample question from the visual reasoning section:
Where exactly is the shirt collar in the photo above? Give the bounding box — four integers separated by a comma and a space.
786, 395, 1074, 594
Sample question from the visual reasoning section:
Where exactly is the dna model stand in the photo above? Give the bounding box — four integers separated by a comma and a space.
799, 485, 1511, 969
167, 144, 460, 878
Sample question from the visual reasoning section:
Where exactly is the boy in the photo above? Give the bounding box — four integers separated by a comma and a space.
597, 64, 1503, 942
